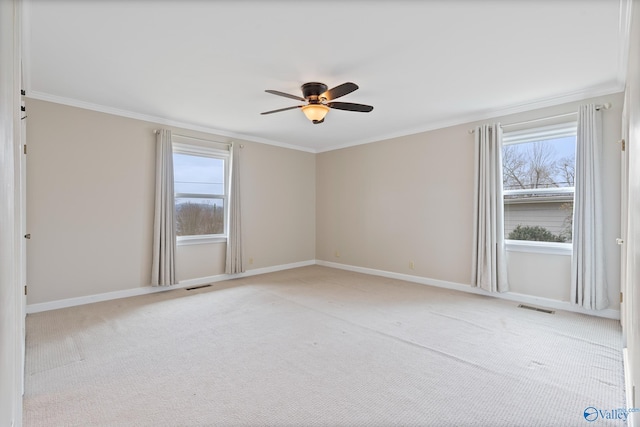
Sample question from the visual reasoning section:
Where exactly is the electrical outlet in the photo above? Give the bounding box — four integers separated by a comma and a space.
409, 261, 415, 270
334, 250, 340, 258
249, 258, 254, 265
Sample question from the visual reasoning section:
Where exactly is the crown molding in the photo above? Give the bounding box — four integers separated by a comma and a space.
27, 82, 624, 156
25, 91, 317, 154
315, 83, 624, 153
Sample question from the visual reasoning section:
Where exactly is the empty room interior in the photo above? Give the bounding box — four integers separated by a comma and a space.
3, 0, 640, 426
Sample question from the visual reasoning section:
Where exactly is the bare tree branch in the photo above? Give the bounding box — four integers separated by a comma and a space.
502, 141, 573, 189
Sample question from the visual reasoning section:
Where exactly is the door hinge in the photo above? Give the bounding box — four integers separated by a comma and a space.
23, 144, 26, 155
621, 292, 624, 303
620, 139, 626, 151
24, 285, 27, 296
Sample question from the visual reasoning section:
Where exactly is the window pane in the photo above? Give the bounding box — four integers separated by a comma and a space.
503, 134, 575, 243
173, 153, 225, 195
175, 198, 224, 236
504, 199, 573, 243
503, 136, 575, 190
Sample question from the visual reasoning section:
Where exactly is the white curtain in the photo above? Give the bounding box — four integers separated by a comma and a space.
472, 124, 509, 292
571, 105, 608, 309
151, 129, 177, 286
225, 143, 244, 274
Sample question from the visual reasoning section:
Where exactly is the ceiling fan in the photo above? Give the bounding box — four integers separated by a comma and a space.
261, 82, 373, 124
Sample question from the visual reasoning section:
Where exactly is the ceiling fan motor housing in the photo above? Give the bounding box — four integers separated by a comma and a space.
301, 82, 328, 103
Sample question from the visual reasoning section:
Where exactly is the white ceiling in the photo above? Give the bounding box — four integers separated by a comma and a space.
23, 0, 629, 153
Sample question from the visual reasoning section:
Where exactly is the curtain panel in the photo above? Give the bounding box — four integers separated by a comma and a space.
151, 129, 177, 286
571, 105, 608, 310
472, 124, 509, 293
225, 143, 244, 274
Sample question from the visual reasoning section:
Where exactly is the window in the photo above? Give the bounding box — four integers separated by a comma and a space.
502, 122, 576, 251
173, 138, 229, 244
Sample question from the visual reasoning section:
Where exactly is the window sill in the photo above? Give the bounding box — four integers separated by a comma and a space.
505, 240, 572, 256
177, 235, 227, 246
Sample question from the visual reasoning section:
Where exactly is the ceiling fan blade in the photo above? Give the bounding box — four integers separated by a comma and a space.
327, 102, 373, 113
321, 82, 359, 101
260, 105, 303, 115
265, 89, 306, 102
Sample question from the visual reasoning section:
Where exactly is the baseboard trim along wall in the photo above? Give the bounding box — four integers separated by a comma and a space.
316, 260, 621, 320
25, 260, 316, 314
27, 259, 620, 320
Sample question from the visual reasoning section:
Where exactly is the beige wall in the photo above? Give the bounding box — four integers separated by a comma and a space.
26, 99, 316, 304
317, 92, 623, 310
506, 251, 571, 301
316, 127, 475, 284
26, 91, 623, 310
241, 141, 316, 269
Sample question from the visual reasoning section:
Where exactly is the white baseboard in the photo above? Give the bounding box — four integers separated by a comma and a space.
176, 260, 316, 287
316, 260, 620, 320
26, 258, 620, 320
26, 260, 316, 314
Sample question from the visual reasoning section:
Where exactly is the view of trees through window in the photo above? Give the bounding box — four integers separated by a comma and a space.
176, 199, 224, 236
173, 151, 226, 237
502, 134, 576, 243
503, 139, 574, 190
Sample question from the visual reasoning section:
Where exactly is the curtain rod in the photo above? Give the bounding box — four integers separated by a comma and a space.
467, 103, 612, 134
153, 129, 239, 147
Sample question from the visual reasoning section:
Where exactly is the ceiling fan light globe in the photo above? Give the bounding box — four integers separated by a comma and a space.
301, 104, 329, 122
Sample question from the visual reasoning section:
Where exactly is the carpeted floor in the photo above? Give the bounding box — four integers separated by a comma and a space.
23, 266, 625, 426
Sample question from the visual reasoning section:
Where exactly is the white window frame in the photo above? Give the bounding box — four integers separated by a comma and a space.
172, 138, 230, 246
502, 122, 577, 255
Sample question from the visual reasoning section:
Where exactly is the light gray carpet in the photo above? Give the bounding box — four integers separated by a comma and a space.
23, 266, 625, 426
